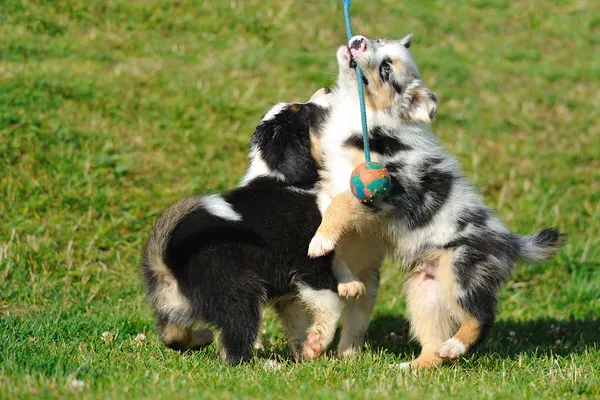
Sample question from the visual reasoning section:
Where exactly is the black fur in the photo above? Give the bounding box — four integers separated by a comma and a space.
531, 228, 565, 250
387, 157, 454, 229
391, 80, 404, 95
142, 102, 337, 365
344, 126, 412, 156
455, 207, 489, 232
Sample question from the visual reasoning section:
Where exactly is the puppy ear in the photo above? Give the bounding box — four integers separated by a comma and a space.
255, 104, 319, 185
399, 33, 413, 49
281, 105, 320, 184
400, 80, 438, 123
276, 141, 319, 184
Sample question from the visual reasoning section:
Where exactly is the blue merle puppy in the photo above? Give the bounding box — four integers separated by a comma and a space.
308, 35, 564, 368
142, 89, 344, 365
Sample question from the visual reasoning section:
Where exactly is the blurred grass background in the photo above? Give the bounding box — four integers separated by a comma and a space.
1, 0, 599, 398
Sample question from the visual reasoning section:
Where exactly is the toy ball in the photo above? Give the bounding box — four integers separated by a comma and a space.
350, 162, 392, 203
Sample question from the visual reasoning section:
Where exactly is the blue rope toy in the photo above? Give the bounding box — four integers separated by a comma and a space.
343, 0, 392, 202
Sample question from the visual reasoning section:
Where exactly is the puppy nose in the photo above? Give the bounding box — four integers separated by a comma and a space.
323, 87, 331, 94
350, 36, 367, 51
350, 37, 364, 50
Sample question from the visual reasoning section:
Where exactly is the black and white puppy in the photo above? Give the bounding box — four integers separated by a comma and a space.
142, 90, 343, 365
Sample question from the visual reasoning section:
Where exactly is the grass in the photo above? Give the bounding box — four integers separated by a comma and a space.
1, 0, 599, 398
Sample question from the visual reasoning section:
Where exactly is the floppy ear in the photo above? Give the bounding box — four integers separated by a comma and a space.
275, 139, 319, 184
400, 80, 438, 123
399, 33, 413, 49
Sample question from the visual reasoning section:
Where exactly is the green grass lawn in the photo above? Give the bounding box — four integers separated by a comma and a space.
1, 0, 599, 398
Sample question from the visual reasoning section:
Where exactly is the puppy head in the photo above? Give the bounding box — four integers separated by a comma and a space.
241, 89, 331, 185
336, 34, 437, 124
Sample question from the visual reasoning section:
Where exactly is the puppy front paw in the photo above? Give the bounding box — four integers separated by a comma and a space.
338, 280, 366, 299
308, 234, 336, 258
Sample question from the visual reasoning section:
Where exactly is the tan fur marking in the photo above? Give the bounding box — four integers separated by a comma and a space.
412, 344, 443, 369
313, 190, 366, 244
153, 274, 191, 318
364, 75, 395, 111
289, 104, 301, 112
161, 324, 192, 347
453, 316, 482, 350
311, 189, 384, 252
435, 250, 458, 301
359, 59, 404, 111
392, 59, 405, 74
310, 133, 323, 166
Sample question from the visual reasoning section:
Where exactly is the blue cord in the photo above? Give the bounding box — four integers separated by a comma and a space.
343, 0, 371, 163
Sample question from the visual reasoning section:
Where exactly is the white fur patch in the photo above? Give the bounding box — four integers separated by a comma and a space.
297, 284, 342, 317
296, 283, 343, 359
201, 194, 242, 222
239, 147, 285, 186
261, 102, 288, 122
435, 338, 466, 359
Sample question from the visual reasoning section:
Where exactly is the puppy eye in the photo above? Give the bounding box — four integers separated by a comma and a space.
379, 60, 392, 82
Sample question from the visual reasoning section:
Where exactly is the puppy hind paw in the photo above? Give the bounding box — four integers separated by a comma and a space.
410, 354, 443, 369
435, 338, 466, 360
302, 333, 325, 360
307, 234, 336, 258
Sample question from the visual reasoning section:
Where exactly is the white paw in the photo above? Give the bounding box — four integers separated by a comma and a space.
338, 280, 366, 299
253, 337, 264, 351
308, 234, 335, 258
435, 338, 466, 360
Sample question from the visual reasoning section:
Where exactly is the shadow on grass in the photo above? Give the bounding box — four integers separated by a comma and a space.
366, 313, 600, 359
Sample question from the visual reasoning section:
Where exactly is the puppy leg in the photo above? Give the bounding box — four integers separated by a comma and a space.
275, 299, 312, 360
157, 315, 214, 351
308, 189, 376, 258
404, 264, 457, 369
333, 258, 366, 299
296, 285, 343, 360
219, 302, 262, 366
435, 249, 496, 360
337, 268, 380, 357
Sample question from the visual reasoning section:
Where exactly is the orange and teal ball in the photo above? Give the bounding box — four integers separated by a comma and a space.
350, 162, 392, 203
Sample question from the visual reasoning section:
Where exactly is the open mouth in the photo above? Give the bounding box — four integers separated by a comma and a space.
348, 47, 357, 69
347, 47, 367, 85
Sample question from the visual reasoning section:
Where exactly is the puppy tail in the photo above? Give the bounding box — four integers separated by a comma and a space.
517, 228, 565, 263
142, 197, 204, 279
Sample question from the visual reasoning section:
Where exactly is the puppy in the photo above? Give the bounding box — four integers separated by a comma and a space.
309, 35, 564, 368
142, 90, 344, 365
